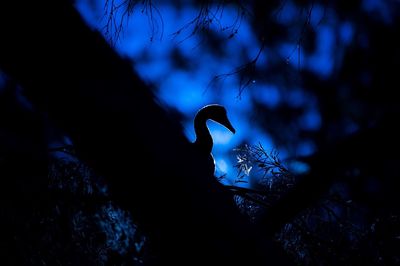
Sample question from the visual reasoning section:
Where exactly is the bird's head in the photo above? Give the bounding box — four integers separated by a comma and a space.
198, 104, 236, 134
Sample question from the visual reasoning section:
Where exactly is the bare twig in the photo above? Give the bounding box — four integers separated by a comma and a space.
207, 39, 265, 97
172, 0, 249, 44
103, 0, 163, 45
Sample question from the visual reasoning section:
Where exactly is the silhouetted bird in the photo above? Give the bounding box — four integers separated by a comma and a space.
193, 104, 235, 175
182, 105, 291, 266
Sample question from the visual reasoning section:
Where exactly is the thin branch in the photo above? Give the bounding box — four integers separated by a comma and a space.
172, 0, 249, 44
284, 0, 314, 70
207, 39, 265, 97
103, 0, 163, 45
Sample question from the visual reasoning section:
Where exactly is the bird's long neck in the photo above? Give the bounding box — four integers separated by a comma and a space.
194, 112, 213, 154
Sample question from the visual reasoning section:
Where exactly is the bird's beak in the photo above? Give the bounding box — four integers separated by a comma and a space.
224, 118, 236, 134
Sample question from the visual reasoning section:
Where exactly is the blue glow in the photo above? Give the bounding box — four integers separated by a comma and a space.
220, 85, 253, 113
208, 121, 235, 144
363, 0, 381, 11
296, 140, 316, 156
340, 22, 354, 45
286, 88, 307, 108
309, 5, 325, 27
136, 58, 171, 80
362, 0, 392, 23
114, 13, 156, 58
299, 108, 321, 131
0, 71, 5, 91
279, 43, 305, 68
345, 120, 359, 135
307, 26, 334, 78
288, 160, 310, 175
276, 2, 297, 25
158, 71, 213, 113
234, 21, 259, 60
216, 159, 229, 173
253, 85, 281, 108
74, 0, 101, 29
209, 117, 244, 154
250, 129, 274, 150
